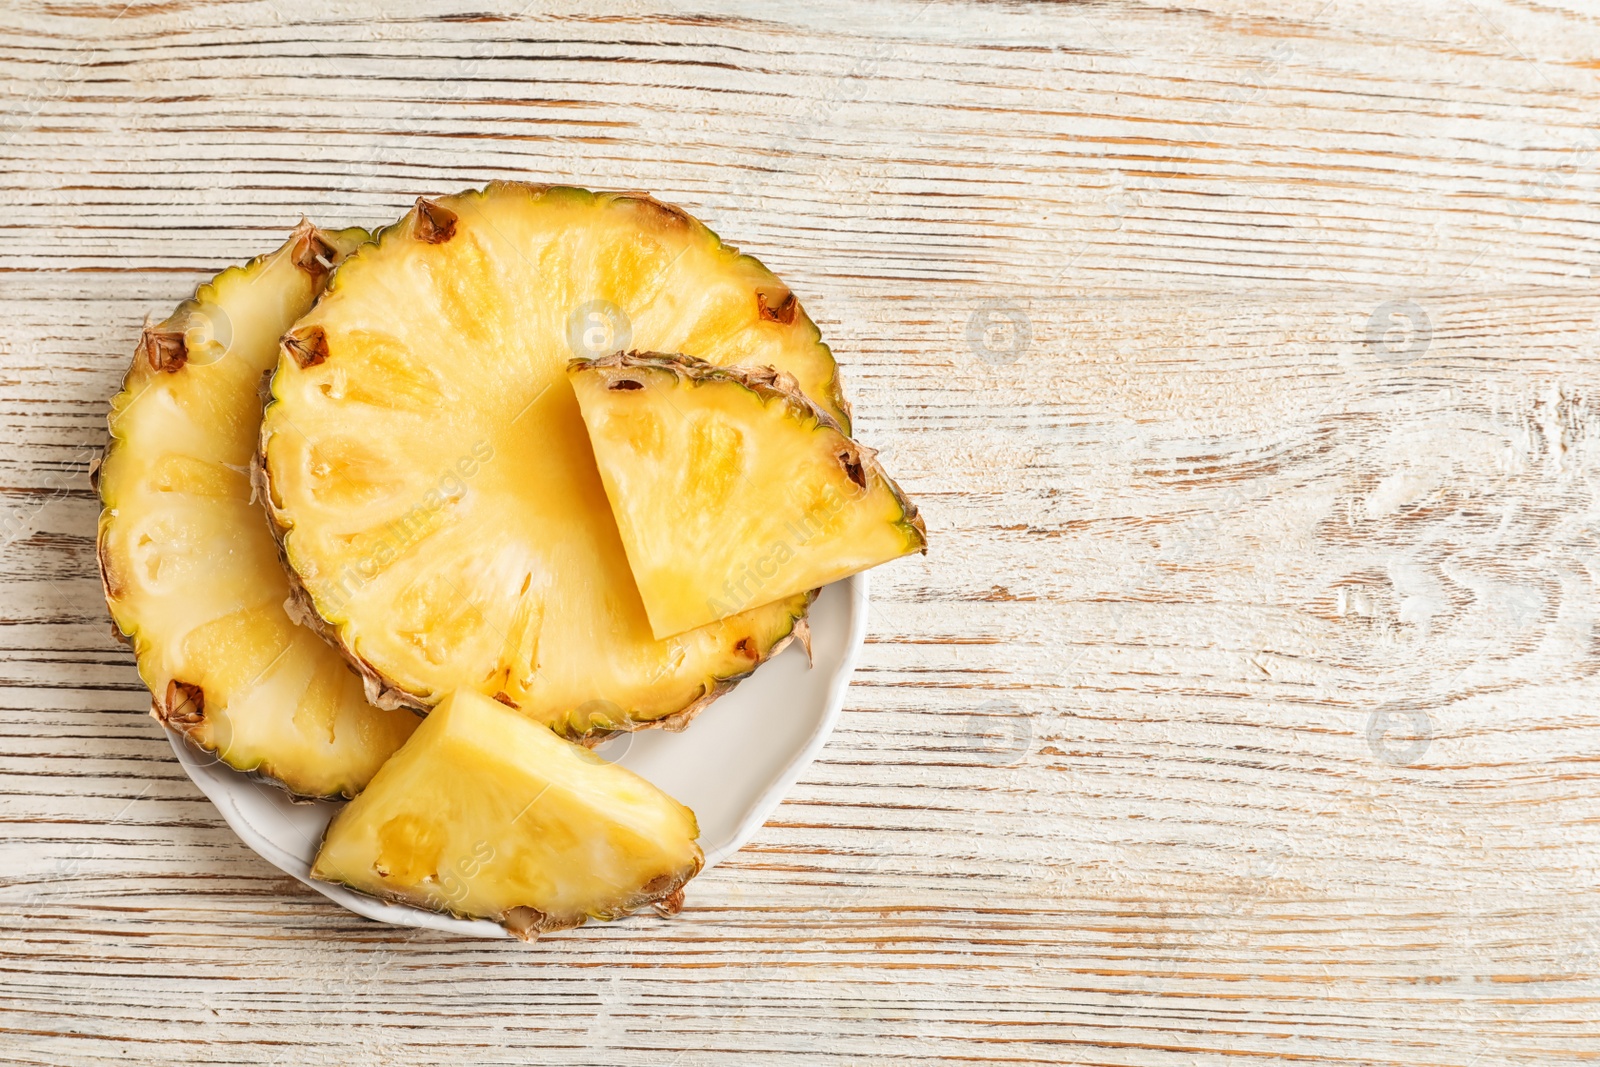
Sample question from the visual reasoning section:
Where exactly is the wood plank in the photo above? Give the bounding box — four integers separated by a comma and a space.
2, 0, 1599, 1063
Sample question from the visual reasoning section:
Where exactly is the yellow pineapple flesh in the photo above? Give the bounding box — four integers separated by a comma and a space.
260, 184, 847, 737
97, 224, 419, 799
569, 353, 926, 638
311, 687, 702, 939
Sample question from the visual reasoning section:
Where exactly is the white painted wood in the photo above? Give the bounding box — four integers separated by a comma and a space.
3, 0, 1600, 1063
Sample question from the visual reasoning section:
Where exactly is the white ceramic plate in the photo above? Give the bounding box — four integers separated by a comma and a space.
169, 574, 867, 938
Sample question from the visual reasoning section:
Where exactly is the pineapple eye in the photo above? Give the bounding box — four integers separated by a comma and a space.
161, 680, 205, 726
283, 325, 329, 368
755, 287, 798, 324
838, 450, 867, 490
608, 379, 643, 391
292, 228, 338, 277
412, 196, 458, 244
139, 326, 188, 372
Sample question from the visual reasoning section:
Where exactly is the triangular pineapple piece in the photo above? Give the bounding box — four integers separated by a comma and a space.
312, 687, 702, 940
97, 224, 419, 799
569, 352, 927, 639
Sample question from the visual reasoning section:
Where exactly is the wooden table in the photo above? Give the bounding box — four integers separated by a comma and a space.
5, 1, 1599, 1063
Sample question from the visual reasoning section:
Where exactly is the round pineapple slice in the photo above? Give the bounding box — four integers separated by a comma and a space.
98, 224, 419, 799
260, 184, 845, 737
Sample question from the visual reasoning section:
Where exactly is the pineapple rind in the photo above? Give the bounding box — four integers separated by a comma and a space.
569, 352, 927, 638
97, 224, 420, 800
311, 688, 703, 940
261, 184, 842, 737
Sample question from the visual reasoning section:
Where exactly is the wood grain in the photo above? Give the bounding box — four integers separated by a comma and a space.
4, 0, 1600, 1063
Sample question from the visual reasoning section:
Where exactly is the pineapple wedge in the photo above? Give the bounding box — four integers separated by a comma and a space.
260, 183, 845, 737
570, 353, 927, 638
312, 687, 702, 939
97, 224, 419, 799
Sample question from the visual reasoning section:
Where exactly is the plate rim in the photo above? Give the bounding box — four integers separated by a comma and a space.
169, 572, 868, 939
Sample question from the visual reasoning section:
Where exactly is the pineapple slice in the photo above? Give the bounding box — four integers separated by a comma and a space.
569, 353, 927, 638
260, 183, 845, 737
311, 687, 702, 939
97, 224, 419, 799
